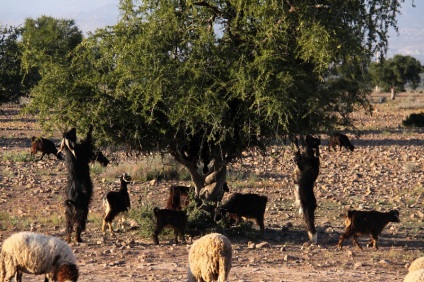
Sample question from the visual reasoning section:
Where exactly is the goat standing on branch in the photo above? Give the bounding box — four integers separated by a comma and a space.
58, 126, 94, 243
293, 135, 320, 243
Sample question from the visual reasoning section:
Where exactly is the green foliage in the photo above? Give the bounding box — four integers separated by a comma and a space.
2, 152, 31, 162
0, 25, 27, 104
370, 55, 423, 92
402, 112, 424, 127
128, 204, 157, 239
24, 0, 406, 178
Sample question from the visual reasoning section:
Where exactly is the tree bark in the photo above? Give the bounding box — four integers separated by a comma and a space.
390, 86, 396, 100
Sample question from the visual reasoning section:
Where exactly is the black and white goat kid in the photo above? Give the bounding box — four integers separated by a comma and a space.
102, 173, 132, 235
293, 135, 320, 243
57, 126, 95, 243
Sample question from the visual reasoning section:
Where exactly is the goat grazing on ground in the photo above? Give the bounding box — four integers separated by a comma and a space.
214, 193, 268, 238
57, 126, 94, 243
0, 232, 79, 282
102, 173, 132, 235
152, 207, 187, 245
328, 132, 355, 152
166, 185, 192, 211
293, 136, 320, 243
30, 136, 63, 160
337, 209, 400, 250
91, 150, 109, 167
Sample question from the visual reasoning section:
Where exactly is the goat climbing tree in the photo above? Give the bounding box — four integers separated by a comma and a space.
25, 0, 413, 194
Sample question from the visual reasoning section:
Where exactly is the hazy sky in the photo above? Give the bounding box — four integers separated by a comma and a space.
0, 0, 422, 60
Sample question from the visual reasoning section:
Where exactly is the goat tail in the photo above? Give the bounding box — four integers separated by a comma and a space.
153, 207, 160, 215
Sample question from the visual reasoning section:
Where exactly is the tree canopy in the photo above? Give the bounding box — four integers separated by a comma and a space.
24, 0, 411, 192
0, 25, 25, 104
369, 54, 423, 98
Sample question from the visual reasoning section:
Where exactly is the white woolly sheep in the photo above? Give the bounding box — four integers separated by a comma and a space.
0, 231, 78, 282
188, 233, 232, 282
409, 257, 424, 273
403, 269, 424, 282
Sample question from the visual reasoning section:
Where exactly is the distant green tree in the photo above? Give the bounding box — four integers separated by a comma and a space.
0, 25, 26, 104
26, 0, 411, 195
369, 54, 423, 99
20, 16, 83, 90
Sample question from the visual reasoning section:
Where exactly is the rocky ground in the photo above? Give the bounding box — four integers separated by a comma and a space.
0, 92, 423, 282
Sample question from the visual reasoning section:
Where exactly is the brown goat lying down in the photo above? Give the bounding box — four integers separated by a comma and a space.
152, 207, 187, 245
337, 209, 400, 250
328, 132, 354, 152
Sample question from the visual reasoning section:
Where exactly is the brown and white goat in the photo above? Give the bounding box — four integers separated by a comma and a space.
152, 207, 187, 245
30, 136, 63, 160
214, 193, 268, 238
102, 173, 132, 235
328, 132, 355, 152
293, 135, 320, 243
337, 209, 400, 250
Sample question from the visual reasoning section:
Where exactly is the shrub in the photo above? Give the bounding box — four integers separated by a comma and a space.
402, 112, 424, 127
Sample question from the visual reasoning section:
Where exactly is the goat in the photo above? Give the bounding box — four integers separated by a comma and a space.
293, 135, 320, 243
166, 185, 192, 211
57, 126, 94, 243
30, 136, 63, 160
152, 207, 187, 245
328, 132, 354, 152
337, 209, 400, 250
102, 173, 132, 235
91, 150, 110, 167
214, 193, 268, 238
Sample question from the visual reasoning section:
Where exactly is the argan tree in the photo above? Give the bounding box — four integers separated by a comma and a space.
25, 0, 412, 196
369, 54, 423, 100
0, 25, 25, 104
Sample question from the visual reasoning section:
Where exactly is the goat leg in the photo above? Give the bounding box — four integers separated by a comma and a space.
352, 234, 363, 249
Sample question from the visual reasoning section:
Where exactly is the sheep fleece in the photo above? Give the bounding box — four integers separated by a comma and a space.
188, 233, 232, 282
1, 232, 76, 279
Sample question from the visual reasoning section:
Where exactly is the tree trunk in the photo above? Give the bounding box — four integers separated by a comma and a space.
169, 147, 227, 197
390, 86, 396, 100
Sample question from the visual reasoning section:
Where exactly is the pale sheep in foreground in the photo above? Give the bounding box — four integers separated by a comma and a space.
403, 257, 424, 282
409, 257, 424, 273
403, 269, 424, 282
188, 233, 232, 282
0, 232, 78, 282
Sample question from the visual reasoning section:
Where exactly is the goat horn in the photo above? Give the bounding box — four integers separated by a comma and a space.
65, 138, 77, 159
57, 139, 65, 154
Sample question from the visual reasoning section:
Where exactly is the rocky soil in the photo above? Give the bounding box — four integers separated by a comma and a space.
0, 92, 423, 282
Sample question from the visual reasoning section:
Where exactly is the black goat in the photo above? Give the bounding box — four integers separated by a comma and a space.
214, 193, 268, 238
152, 207, 187, 245
337, 209, 400, 250
57, 126, 94, 243
91, 150, 110, 167
293, 136, 320, 243
328, 132, 354, 152
166, 185, 192, 211
30, 136, 63, 160
102, 173, 132, 235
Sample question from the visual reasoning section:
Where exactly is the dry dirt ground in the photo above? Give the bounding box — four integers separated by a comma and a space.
1, 92, 424, 282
